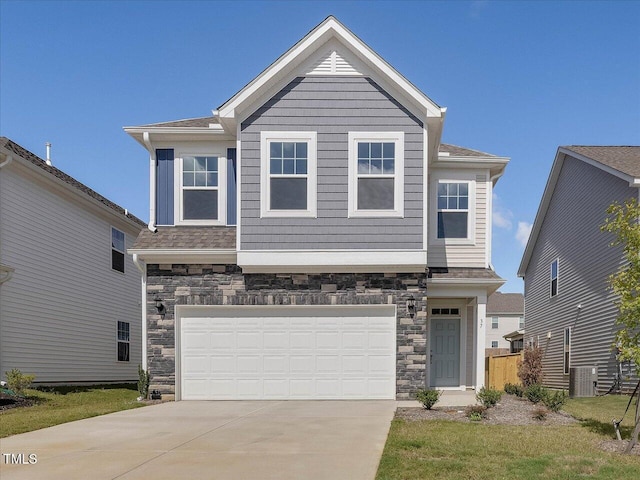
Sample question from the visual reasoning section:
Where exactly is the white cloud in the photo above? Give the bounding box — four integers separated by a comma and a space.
516, 221, 533, 248
492, 193, 513, 230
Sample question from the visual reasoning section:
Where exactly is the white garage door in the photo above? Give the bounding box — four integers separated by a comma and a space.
179, 305, 396, 400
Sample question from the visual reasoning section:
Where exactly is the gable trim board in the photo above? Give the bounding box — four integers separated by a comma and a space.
518, 146, 640, 277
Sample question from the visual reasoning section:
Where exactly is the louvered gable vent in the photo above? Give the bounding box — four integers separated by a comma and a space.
307, 49, 361, 75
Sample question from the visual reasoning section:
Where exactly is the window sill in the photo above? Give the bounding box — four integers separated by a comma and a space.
260, 209, 317, 218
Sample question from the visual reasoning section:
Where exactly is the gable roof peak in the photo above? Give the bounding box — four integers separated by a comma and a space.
216, 15, 443, 129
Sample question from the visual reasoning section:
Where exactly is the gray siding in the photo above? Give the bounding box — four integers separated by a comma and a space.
0, 164, 142, 383
524, 155, 637, 392
240, 76, 424, 250
156, 149, 174, 226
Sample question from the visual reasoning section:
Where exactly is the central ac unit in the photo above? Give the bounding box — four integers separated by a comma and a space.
569, 366, 597, 397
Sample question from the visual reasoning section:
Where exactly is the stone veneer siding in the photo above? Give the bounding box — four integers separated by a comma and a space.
146, 264, 427, 399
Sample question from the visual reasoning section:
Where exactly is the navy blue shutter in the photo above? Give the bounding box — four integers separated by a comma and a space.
226, 148, 237, 225
155, 149, 174, 225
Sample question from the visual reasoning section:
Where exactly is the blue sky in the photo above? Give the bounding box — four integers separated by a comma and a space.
2, 0, 639, 292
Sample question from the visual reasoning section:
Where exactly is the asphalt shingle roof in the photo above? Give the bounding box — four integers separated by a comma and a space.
563, 146, 640, 178
0, 137, 146, 228
135, 117, 218, 128
487, 292, 524, 314
131, 227, 236, 250
439, 144, 499, 158
428, 267, 504, 281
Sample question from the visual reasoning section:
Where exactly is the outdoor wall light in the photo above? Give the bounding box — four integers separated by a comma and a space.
407, 296, 416, 318
154, 296, 166, 318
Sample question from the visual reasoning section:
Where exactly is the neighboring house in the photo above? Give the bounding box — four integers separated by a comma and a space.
485, 291, 524, 356
518, 146, 640, 392
125, 16, 509, 400
0, 137, 145, 384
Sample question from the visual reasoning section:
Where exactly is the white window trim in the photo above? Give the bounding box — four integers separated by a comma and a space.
260, 131, 317, 218
429, 173, 477, 246
550, 258, 559, 298
174, 151, 227, 226
347, 131, 404, 218
110, 226, 125, 274
117, 321, 130, 363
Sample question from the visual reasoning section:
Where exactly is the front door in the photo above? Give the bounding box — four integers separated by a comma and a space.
430, 317, 460, 387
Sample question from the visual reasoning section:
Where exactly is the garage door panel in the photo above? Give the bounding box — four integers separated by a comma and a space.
237, 355, 261, 373
317, 331, 340, 349
211, 356, 235, 373
180, 308, 396, 400
237, 331, 261, 349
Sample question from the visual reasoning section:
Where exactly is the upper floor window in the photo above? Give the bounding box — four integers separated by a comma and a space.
519, 316, 525, 329
348, 132, 404, 217
261, 131, 317, 217
117, 321, 130, 362
437, 182, 469, 238
181, 156, 219, 221
111, 227, 125, 273
491, 317, 499, 329
551, 259, 559, 297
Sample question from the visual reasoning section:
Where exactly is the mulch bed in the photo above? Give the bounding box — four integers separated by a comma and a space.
396, 394, 640, 455
397, 394, 577, 425
0, 392, 35, 412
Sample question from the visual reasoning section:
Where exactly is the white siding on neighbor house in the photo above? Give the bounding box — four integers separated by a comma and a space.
0, 164, 142, 383
428, 171, 488, 268
524, 155, 636, 392
486, 314, 522, 351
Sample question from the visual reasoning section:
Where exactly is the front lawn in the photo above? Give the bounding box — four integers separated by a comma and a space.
0, 384, 145, 438
377, 395, 640, 480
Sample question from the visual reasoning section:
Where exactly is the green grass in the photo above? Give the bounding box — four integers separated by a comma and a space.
0, 384, 145, 438
564, 395, 638, 438
377, 395, 640, 480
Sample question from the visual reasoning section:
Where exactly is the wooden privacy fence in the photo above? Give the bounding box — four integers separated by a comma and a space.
485, 352, 523, 390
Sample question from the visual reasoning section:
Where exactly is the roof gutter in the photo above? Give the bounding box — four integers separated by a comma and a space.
142, 132, 157, 233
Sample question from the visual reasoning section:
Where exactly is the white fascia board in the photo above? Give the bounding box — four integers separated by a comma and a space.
427, 281, 505, 298
127, 249, 237, 265
517, 149, 565, 277
237, 250, 427, 273
218, 17, 442, 121
124, 126, 232, 151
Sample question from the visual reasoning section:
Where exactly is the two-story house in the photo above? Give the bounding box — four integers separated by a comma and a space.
126, 16, 508, 400
0, 137, 144, 384
518, 146, 639, 392
486, 292, 524, 356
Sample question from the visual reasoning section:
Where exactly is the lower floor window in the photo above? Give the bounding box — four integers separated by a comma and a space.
563, 327, 571, 375
117, 321, 130, 362
491, 341, 499, 348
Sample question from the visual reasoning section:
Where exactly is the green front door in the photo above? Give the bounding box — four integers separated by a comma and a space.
430, 318, 460, 387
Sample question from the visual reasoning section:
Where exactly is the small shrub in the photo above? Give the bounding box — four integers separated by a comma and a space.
542, 389, 567, 412
137, 365, 150, 399
415, 389, 442, 410
5, 368, 36, 395
465, 404, 487, 420
524, 384, 547, 404
476, 386, 502, 408
518, 346, 544, 387
504, 383, 524, 397
532, 406, 549, 421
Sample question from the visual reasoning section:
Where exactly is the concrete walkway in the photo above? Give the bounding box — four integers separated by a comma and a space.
397, 390, 478, 409
0, 400, 396, 480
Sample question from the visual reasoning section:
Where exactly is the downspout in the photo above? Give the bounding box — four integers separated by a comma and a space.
487, 170, 505, 271
132, 254, 148, 370
142, 132, 157, 233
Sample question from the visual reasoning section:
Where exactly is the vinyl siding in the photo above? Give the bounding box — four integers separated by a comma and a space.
0, 165, 142, 383
428, 172, 488, 267
486, 314, 522, 350
156, 149, 174, 226
523, 154, 637, 392
240, 76, 424, 250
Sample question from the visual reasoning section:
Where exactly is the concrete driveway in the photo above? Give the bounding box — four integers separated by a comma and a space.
0, 400, 396, 480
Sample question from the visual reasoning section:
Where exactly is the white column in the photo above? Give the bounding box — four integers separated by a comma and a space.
475, 294, 487, 389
